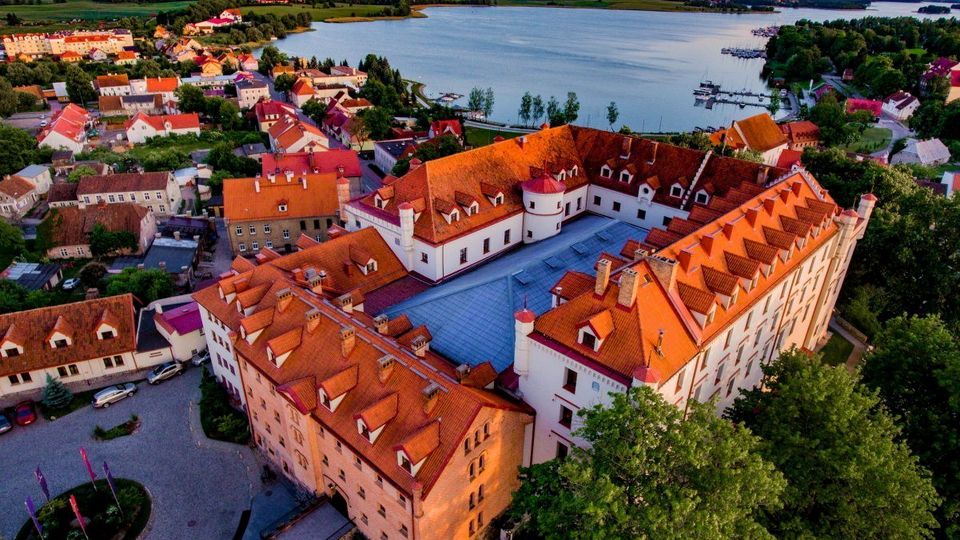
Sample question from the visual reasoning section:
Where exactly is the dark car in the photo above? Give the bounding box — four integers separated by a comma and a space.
0, 413, 12, 435
14, 401, 36, 426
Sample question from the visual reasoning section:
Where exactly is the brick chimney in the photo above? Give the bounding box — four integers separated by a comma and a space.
336, 293, 353, 313
339, 325, 355, 357
305, 308, 321, 333
618, 268, 640, 308
275, 288, 293, 312
373, 314, 389, 334
645, 254, 678, 290
595, 258, 611, 295
455, 363, 471, 382
421, 383, 440, 415
410, 335, 428, 357
377, 354, 395, 383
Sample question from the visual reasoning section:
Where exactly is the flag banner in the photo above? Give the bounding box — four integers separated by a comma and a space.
103, 461, 121, 510
69, 493, 89, 538
25, 496, 42, 537
35, 466, 50, 501
79, 447, 97, 487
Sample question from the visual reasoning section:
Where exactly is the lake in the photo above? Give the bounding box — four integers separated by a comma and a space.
269, 2, 949, 131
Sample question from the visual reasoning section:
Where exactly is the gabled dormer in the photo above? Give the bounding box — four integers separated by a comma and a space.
47, 316, 74, 349
724, 251, 761, 293
240, 309, 273, 344
96, 309, 121, 340
576, 309, 614, 352
266, 327, 302, 368
1, 323, 25, 357
355, 392, 398, 444
394, 421, 440, 477
693, 189, 710, 205
374, 185, 394, 209
619, 170, 633, 184
480, 182, 504, 207
318, 365, 358, 412
600, 164, 613, 179
434, 198, 460, 224
570, 165, 579, 177
678, 282, 717, 327
669, 183, 684, 198
349, 245, 377, 275
455, 191, 480, 216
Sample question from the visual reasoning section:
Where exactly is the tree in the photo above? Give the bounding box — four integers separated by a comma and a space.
273, 73, 297, 96
726, 349, 940, 539
809, 95, 857, 146
482, 87, 495, 119
467, 87, 485, 113
606, 101, 619, 129
531, 95, 545, 125
563, 92, 580, 124
42, 374, 73, 411
357, 107, 391, 141
546, 96, 561, 126
766, 88, 781, 116
518, 92, 532, 126
67, 165, 97, 184
0, 219, 25, 257
90, 224, 138, 257
861, 315, 960, 537
216, 100, 242, 131
257, 45, 287, 75
106, 268, 175, 304
175, 84, 207, 114
512, 386, 784, 539
0, 79, 20, 118
0, 124, 41, 176
64, 64, 95, 105
0, 279, 28, 314
78, 262, 107, 289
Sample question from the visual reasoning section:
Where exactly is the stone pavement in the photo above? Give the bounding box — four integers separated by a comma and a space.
0, 368, 260, 540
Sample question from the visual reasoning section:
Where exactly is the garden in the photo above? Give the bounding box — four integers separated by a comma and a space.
16, 479, 151, 540
199, 368, 250, 444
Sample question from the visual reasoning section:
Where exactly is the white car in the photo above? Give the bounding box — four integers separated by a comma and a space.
147, 361, 184, 384
39, 120, 48, 127
92, 383, 136, 408
62, 278, 81, 290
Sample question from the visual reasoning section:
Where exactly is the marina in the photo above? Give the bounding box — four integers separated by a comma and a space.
693, 81, 776, 109
720, 47, 767, 59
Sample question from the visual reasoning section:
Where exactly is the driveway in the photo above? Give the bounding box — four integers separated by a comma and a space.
0, 368, 260, 540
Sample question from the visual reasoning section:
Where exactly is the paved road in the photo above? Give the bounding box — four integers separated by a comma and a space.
0, 368, 260, 540
359, 159, 385, 194
872, 114, 914, 159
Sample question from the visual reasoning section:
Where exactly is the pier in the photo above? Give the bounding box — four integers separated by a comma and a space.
693, 82, 776, 109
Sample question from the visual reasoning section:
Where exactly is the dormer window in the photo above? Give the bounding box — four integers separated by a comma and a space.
706, 305, 716, 325
670, 184, 683, 198
399, 452, 413, 474
100, 330, 115, 340
466, 202, 479, 216
446, 210, 460, 223
557, 170, 566, 181
750, 274, 759, 290
365, 261, 377, 274
619, 171, 632, 183
571, 166, 579, 176
694, 190, 709, 205
320, 390, 331, 410
4, 347, 20, 357
375, 197, 384, 209
278, 203, 288, 212
580, 332, 597, 350
54, 338, 68, 348
359, 422, 371, 441
493, 194, 503, 206
600, 165, 612, 179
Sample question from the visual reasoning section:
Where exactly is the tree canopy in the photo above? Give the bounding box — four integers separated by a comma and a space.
726, 349, 940, 539
512, 386, 784, 539
106, 268, 175, 304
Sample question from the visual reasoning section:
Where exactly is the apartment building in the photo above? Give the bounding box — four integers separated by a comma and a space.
2, 29, 134, 59
223, 172, 346, 255
192, 230, 532, 540
76, 171, 183, 216
344, 124, 781, 283
236, 78, 270, 109
514, 173, 874, 463
95, 74, 131, 96
0, 295, 138, 402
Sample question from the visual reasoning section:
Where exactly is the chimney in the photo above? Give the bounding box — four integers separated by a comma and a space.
648, 141, 658, 164
455, 363, 471, 382
308, 274, 323, 294
254, 178, 260, 193
301, 176, 307, 190
620, 137, 632, 159
268, 173, 276, 184
377, 354, 395, 383
137, 263, 145, 270
336, 293, 353, 313
517, 136, 527, 149
275, 288, 293, 312
305, 308, 321, 333
410, 335, 428, 357
336, 165, 345, 177
339, 325, 355, 357
632, 247, 649, 262
155, 232, 162, 239
285, 170, 293, 183
174, 230, 181, 240
618, 268, 640, 308
373, 314, 389, 334
655, 329, 665, 356
291, 268, 304, 283
757, 166, 770, 185
595, 258, 611, 295
421, 383, 440, 415
645, 254, 678, 290
158, 261, 166, 269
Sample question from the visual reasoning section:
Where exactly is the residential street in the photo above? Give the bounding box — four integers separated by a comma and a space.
0, 369, 260, 540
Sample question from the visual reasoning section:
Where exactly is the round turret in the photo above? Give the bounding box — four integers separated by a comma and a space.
521, 174, 565, 243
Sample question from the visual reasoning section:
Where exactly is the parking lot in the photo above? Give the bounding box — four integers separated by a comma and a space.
0, 368, 261, 540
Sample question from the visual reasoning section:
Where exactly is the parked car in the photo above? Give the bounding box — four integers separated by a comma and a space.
92, 383, 136, 408
147, 361, 184, 384
62, 277, 81, 290
14, 401, 36, 426
191, 350, 211, 367
39, 120, 47, 127
0, 413, 12, 434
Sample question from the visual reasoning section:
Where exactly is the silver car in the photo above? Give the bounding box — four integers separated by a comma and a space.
147, 361, 183, 384
191, 350, 211, 367
92, 383, 136, 408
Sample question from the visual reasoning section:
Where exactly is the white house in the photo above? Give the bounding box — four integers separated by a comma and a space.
148, 299, 207, 362
37, 104, 90, 154
892, 138, 952, 166
14, 164, 52, 194
882, 91, 920, 122
123, 112, 201, 144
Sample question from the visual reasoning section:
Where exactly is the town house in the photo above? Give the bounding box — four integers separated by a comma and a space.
76, 171, 183, 216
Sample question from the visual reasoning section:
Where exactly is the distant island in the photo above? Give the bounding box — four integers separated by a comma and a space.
918, 4, 951, 12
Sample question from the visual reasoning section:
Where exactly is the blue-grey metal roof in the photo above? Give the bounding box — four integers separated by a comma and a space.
3, 262, 61, 290
385, 215, 646, 373
16, 164, 49, 179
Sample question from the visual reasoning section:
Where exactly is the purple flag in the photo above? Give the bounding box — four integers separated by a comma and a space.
79, 447, 97, 488
69, 494, 89, 538
25, 496, 42, 537
35, 466, 49, 501
103, 461, 121, 510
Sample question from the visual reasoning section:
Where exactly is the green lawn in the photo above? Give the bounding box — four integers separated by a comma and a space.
0, 0, 192, 22
501, 0, 750, 11
241, 3, 426, 22
819, 332, 855, 367
844, 127, 892, 154
465, 125, 524, 147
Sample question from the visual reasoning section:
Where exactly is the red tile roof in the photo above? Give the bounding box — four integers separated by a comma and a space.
47, 203, 150, 248
260, 150, 362, 178
76, 172, 172, 195
0, 176, 37, 199
223, 172, 339, 222
123, 112, 200, 131
845, 98, 883, 117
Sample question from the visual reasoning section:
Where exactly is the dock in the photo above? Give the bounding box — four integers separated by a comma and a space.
693, 82, 775, 109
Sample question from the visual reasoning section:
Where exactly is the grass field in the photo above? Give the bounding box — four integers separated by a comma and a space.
844, 127, 892, 154
465, 125, 525, 147
241, 3, 426, 22
501, 0, 757, 12
0, 0, 192, 21
819, 332, 855, 367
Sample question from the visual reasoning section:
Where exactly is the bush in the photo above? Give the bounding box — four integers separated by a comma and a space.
198, 368, 249, 444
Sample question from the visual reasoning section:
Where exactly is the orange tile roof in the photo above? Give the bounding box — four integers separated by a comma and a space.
731, 113, 788, 152
144, 77, 180, 93
222, 172, 339, 222
46, 203, 150, 248
0, 294, 136, 377
192, 259, 530, 497
123, 112, 201, 131
95, 74, 129, 88
0, 176, 37, 199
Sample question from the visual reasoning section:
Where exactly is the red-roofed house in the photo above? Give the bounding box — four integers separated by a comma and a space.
428, 119, 463, 142
261, 149, 363, 196
37, 103, 91, 153
882, 91, 920, 121
150, 300, 206, 362
0, 175, 39, 219
949, 71, 960, 104
255, 99, 298, 132
267, 116, 329, 153
845, 98, 883, 118
941, 171, 960, 197
779, 120, 820, 150
124, 112, 201, 144
710, 113, 788, 166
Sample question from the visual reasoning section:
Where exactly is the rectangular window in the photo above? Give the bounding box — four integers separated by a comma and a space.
8, 374, 19, 385
108, 194, 115, 202
726, 377, 736, 397
420, 252, 428, 263
251, 242, 259, 251
460, 247, 468, 265
236, 226, 243, 236
68, 364, 79, 376
663, 216, 672, 227
249, 225, 256, 235
563, 368, 577, 393
20, 372, 31, 383
636, 208, 646, 220
724, 331, 732, 349
58, 366, 68, 377
675, 368, 685, 392
576, 197, 582, 210
313, 219, 321, 229
503, 229, 511, 245
378, 504, 386, 517
556, 441, 568, 459
282, 229, 290, 239
156, 191, 163, 200
299, 220, 306, 231
559, 405, 573, 428
264, 225, 271, 234
103, 357, 114, 368
612, 201, 621, 212
483, 238, 490, 254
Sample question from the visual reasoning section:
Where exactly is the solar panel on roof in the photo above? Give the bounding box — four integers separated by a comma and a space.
513, 270, 532, 285
595, 230, 613, 242
571, 242, 590, 255
544, 256, 564, 269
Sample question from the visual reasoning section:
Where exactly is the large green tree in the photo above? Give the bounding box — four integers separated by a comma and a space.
64, 64, 95, 105
106, 268, 175, 303
89, 224, 138, 257
861, 315, 960, 537
0, 124, 41, 176
512, 386, 784, 539
727, 349, 940, 539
